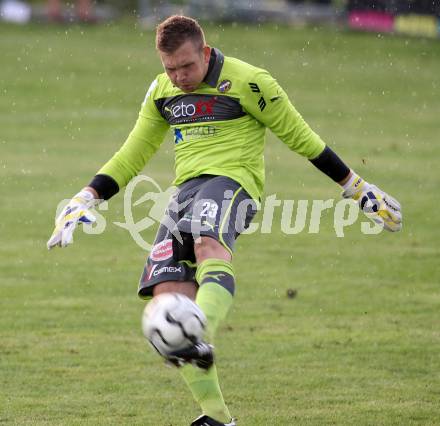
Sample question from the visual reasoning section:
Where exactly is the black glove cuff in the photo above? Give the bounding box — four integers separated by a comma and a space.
88, 174, 120, 200
309, 146, 350, 183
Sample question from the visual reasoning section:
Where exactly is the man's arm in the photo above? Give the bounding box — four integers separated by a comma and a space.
241, 68, 326, 160
88, 78, 169, 200
47, 78, 170, 249
309, 145, 351, 184
241, 68, 402, 231
307, 134, 402, 232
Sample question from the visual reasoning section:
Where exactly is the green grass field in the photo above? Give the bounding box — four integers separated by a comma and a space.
1, 19, 440, 425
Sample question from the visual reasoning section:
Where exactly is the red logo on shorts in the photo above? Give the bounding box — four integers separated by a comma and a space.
150, 239, 173, 262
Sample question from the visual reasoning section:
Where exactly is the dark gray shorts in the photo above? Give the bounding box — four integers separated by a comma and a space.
138, 175, 257, 298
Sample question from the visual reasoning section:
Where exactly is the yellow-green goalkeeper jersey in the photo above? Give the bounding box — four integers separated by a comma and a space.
98, 48, 325, 201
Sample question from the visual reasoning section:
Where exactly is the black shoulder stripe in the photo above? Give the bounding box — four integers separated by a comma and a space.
249, 82, 260, 93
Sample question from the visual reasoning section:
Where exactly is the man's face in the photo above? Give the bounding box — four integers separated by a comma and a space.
159, 40, 211, 93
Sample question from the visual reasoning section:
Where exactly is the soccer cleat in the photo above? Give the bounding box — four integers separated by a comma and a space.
168, 341, 214, 370
190, 414, 236, 426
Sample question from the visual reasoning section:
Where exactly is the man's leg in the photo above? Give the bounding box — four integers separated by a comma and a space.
153, 280, 197, 299
178, 236, 234, 424
193, 236, 234, 342
138, 180, 233, 423
152, 276, 231, 423
143, 176, 252, 424
171, 177, 255, 424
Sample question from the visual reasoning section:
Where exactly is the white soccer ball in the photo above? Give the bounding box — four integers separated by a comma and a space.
142, 293, 206, 357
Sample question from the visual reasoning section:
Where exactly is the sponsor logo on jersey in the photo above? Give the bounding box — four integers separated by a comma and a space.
156, 94, 245, 125
150, 239, 173, 261
217, 79, 232, 93
174, 128, 183, 144
174, 126, 217, 144
165, 98, 217, 119
185, 126, 217, 138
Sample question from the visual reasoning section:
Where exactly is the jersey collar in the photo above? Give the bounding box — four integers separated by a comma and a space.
203, 48, 224, 88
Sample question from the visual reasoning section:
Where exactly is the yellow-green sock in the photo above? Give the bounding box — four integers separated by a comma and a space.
179, 258, 235, 423
195, 258, 235, 341
180, 363, 231, 422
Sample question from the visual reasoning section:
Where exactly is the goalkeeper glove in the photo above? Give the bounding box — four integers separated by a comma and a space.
342, 172, 402, 232
47, 189, 98, 249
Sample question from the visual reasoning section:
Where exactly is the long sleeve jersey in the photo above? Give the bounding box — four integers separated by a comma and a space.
98, 48, 326, 201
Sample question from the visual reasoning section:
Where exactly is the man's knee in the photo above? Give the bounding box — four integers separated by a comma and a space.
194, 236, 231, 264
152, 280, 197, 300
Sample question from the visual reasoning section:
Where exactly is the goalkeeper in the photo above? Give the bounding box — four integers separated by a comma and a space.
47, 15, 402, 426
